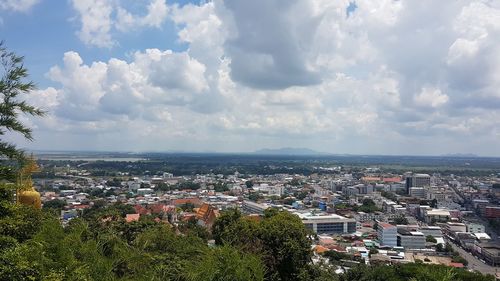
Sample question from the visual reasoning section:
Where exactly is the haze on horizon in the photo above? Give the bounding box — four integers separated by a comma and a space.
1, 0, 500, 157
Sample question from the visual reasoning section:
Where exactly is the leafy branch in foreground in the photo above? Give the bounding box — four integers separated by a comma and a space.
0, 41, 45, 163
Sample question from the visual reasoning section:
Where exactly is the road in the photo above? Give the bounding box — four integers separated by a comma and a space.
448, 241, 498, 276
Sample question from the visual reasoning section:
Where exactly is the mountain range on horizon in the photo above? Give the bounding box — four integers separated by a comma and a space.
253, 147, 326, 155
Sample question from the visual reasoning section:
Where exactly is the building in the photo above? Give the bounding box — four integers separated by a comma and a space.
409, 187, 426, 198
377, 222, 398, 247
406, 174, 431, 195
424, 209, 451, 224
356, 211, 385, 222
478, 243, 500, 266
419, 226, 443, 238
268, 185, 285, 196
242, 200, 270, 215
466, 222, 485, 234
445, 222, 467, 234
485, 206, 500, 219
456, 232, 476, 248
196, 203, 220, 230
397, 229, 425, 249
295, 212, 356, 234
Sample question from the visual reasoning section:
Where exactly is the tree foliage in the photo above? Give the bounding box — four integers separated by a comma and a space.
0, 41, 44, 163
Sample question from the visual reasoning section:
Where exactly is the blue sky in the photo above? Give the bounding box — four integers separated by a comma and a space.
1, 0, 193, 88
1, 0, 500, 156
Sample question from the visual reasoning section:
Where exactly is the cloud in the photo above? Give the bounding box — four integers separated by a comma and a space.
222, 0, 322, 90
414, 87, 449, 108
116, 0, 169, 31
0, 0, 40, 12
71, 0, 115, 48
41, 48, 208, 123
24, 0, 500, 155
71, 0, 169, 48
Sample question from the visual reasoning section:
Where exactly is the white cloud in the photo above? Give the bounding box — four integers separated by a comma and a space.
414, 87, 449, 108
39, 48, 208, 123
71, 0, 115, 48
0, 0, 39, 12
24, 0, 500, 155
71, 0, 169, 48
116, 0, 169, 31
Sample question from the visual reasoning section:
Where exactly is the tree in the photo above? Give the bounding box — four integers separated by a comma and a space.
426, 235, 437, 243
357, 199, 379, 213
245, 180, 254, 189
248, 192, 263, 202
369, 248, 379, 256
186, 246, 265, 281
393, 216, 409, 225
212, 208, 242, 245
323, 250, 350, 264
156, 182, 172, 192
0, 42, 44, 164
214, 181, 229, 192
42, 199, 66, 211
430, 199, 438, 208
259, 211, 312, 281
381, 190, 398, 201
180, 202, 195, 212
106, 178, 122, 187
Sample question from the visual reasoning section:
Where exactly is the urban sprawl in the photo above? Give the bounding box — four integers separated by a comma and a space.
36, 159, 500, 276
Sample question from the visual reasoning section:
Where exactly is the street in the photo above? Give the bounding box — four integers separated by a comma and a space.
448, 241, 498, 276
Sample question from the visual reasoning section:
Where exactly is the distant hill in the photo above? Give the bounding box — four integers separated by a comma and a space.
442, 153, 479, 157
253, 147, 326, 155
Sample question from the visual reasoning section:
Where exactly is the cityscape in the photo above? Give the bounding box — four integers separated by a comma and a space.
2, 0, 500, 280
35, 152, 500, 277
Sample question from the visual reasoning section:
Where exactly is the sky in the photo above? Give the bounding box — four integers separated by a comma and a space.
1, 0, 500, 156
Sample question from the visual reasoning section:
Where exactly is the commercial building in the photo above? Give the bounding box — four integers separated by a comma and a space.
424, 209, 451, 224
445, 222, 467, 234
485, 206, 500, 219
242, 200, 270, 215
478, 243, 500, 266
377, 222, 398, 247
295, 212, 356, 234
409, 187, 426, 198
406, 174, 431, 195
419, 226, 443, 238
466, 222, 485, 234
397, 229, 425, 249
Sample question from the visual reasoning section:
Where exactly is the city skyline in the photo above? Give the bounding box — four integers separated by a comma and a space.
2, 0, 500, 156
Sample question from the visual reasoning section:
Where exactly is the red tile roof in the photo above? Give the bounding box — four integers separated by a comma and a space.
172, 198, 203, 207
383, 177, 402, 183
449, 262, 464, 268
126, 214, 140, 223
134, 205, 150, 215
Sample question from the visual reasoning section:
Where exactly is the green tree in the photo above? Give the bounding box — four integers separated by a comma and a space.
42, 199, 66, 211
180, 202, 195, 212
0, 42, 44, 164
357, 199, 379, 213
259, 211, 312, 281
248, 192, 263, 202
212, 208, 242, 245
245, 180, 253, 189
393, 216, 409, 225
186, 246, 265, 281
426, 235, 437, 243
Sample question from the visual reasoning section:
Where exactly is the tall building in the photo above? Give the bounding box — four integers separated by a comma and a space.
406, 173, 431, 195
377, 222, 397, 247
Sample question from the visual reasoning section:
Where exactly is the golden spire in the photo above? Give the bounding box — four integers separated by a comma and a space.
16, 156, 41, 209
